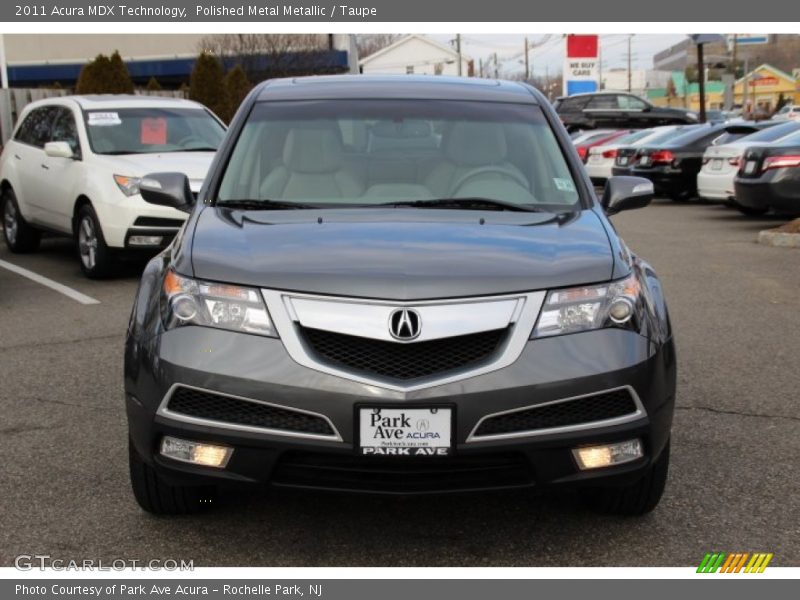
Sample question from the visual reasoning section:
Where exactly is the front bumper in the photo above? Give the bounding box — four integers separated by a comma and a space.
125, 326, 676, 495
91, 191, 186, 249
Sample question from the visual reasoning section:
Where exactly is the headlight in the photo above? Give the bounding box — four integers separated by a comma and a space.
161, 270, 277, 337
114, 174, 141, 196
532, 274, 642, 338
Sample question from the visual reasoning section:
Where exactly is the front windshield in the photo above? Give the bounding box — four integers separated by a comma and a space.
84, 107, 225, 155
217, 100, 581, 210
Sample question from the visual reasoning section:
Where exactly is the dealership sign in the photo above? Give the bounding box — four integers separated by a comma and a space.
563, 35, 599, 96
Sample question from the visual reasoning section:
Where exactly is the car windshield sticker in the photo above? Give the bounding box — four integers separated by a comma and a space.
87, 112, 121, 126
141, 118, 168, 145
553, 178, 576, 192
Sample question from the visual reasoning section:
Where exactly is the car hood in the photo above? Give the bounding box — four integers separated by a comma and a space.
94, 152, 215, 191
188, 208, 615, 300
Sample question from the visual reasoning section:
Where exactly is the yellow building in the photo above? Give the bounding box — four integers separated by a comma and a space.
734, 64, 799, 112
648, 80, 726, 111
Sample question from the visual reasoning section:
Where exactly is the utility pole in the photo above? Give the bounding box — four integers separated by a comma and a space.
545, 64, 550, 99
493, 52, 498, 79
697, 41, 706, 123
742, 56, 750, 112
478, 58, 484, 78
524, 37, 530, 81
627, 35, 633, 93
456, 34, 462, 76
598, 43, 603, 90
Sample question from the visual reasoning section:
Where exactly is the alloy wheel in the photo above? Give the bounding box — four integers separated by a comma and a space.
3, 199, 18, 246
78, 216, 98, 271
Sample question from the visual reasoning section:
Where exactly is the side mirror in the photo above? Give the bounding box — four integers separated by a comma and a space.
44, 141, 74, 159
139, 172, 195, 213
601, 176, 654, 216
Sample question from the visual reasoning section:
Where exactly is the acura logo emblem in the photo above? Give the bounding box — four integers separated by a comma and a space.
389, 308, 421, 341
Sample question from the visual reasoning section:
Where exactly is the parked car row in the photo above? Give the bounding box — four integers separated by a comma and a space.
1, 95, 226, 277
581, 118, 800, 215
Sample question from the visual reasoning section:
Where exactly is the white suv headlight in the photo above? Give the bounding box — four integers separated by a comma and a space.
532, 274, 642, 338
161, 270, 277, 337
114, 174, 142, 197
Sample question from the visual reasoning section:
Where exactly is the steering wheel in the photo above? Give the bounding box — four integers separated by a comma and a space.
448, 166, 530, 197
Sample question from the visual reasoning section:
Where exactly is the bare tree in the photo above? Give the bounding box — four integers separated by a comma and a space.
198, 34, 342, 82
355, 34, 403, 60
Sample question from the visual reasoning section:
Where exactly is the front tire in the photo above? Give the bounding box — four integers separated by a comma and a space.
581, 440, 670, 516
75, 205, 114, 279
128, 439, 217, 515
2, 189, 41, 253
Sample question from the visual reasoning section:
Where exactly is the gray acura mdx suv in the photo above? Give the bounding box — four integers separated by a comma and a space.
125, 76, 676, 516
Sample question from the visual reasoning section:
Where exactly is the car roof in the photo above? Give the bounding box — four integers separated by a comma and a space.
23, 94, 206, 111
555, 91, 638, 100
255, 75, 541, 104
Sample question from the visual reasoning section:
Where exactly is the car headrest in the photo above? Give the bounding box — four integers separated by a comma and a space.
444, 122, 507, 166
283, 125, 344, 173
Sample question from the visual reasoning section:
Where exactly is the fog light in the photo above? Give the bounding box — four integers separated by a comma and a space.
171, 294, 198, 321
573, 439, 643, 470
608, 297, 634, 324
160, 436, 232, 468
129, 235, 164, 246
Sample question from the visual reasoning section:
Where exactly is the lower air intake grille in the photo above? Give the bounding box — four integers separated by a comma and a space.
473, 388, 639, 437
299, 327, 508, 381
166, 387, 335, 436
272, 451, 533, 493
132, 217, 185, 227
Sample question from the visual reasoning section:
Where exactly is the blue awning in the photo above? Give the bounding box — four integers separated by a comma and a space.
7, 51, 350, 86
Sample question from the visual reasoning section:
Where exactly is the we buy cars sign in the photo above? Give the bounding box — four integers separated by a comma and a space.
564, 35, 599, 96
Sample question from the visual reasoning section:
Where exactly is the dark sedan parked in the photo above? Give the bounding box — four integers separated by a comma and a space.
734, 139, 800, 215
555, 92, 698, 132
611, 125, 706, 178
125, 75, 675, 517
627, 124, 761, 201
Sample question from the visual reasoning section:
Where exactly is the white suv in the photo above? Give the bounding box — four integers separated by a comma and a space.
773, 105, 800, 122
0, 95, 225, 277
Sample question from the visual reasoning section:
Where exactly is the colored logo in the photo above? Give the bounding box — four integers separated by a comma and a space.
697, 552, 773, 573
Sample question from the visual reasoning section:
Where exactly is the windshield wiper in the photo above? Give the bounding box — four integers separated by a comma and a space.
171, 147, 219, 152
382, 197, 542, 212
215, 199, 318, 210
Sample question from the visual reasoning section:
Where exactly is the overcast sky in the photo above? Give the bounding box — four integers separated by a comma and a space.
428, 34, 688, 77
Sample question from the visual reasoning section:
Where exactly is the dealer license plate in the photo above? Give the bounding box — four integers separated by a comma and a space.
618, 156, 629, 166
358, 407, 452, 457
744, 160, 758, 174
711, 158, 723, 170
639, 156, 651, 166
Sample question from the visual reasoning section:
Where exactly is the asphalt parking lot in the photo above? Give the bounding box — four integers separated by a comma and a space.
1, 199, 798, 567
